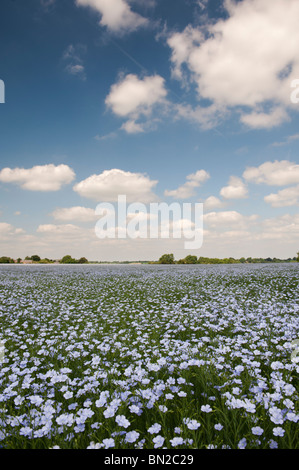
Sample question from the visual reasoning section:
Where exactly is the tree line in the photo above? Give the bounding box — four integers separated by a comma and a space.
156, 253, 299, 265
1, 252, 298, 265
0, 255, 89, 264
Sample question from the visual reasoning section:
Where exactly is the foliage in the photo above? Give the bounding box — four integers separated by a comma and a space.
30, 255, 41, 262
0, 256, 14, 264
158, 254, 298, 265
60, 255, 77, 264
60, 255, 89, 264
158, 253, 175, 264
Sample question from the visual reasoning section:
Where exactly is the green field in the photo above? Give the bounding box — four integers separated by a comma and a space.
0, 263, 298, 449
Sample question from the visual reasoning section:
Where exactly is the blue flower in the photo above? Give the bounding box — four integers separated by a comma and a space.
251, 426, 264, 436
148, 423, 162, 434
170, 437, 184, 446
201, 404, 212, 413
125, 431, 140, 443
153, 435, 165, 448
102, 438, 115, 449
115, 415, 130, 428
238, 438, 247, 449
273, 427, 285, 437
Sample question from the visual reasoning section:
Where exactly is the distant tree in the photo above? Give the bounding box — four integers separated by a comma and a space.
60, 255, 76, 264
239, 257, 246, 263
184, 255, 198, 264
297, 252, 299, 262
78, 257, 88, 264
25, 256, 31, 260
197, 257, 209, 264
31, 255, 41, 262
0, 256, 14, 263
158, 253, 175, 264
17, 258, 22, 264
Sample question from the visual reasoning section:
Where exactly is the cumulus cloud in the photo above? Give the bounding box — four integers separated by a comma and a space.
0, 223, 15, 235
120, 120, 145, 134
240, 107, 289, 129
174, 102, 227, 130
0, 164, 75, 191
167, 0, 299, 129
36, 224, 92, 241
203, 210, 257, 229
203, 196, 225, 210
258, 214, 299, 240
220, 176, 248, 199
0, 222, 25, 240
243, 160, 299, 186
51, 206, 98, 222
264, 185, 299, 208
167, 25, 203, 84
75, 0, 148, 34
164, 170, 210, 199
73, 168, 159, 203
105, 74, 168, 133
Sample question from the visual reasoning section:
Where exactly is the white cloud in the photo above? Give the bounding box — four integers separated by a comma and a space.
174, 103, 227, 130
105, 74, 167, 132
167, 0, 299, 129
167, 25, 203, 84
120, 120, 145, 134
37, 224, 87, 240
0, 223, 14, 235
203, 196, 225, 210
264, 185, 299, 208
0, 222, 25, 240
217, 230, 251, 240
220, 176, 248, 199
51, 206, 98, 222
203, 210, 257, 229
66, 64, 85, 78
240, 107, 289, 129
243, 160, 299, 186
258, 214, 299, 240
0, 164, 75, 191
37, 224, 80, 233
73, 168, 159, 203
164, 170, 210, 199
75, 0, 148, 34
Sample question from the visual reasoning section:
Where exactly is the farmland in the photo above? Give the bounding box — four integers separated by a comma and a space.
0, 263, 298, 449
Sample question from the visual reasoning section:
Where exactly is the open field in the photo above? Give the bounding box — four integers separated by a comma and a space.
0, 263, 298, 449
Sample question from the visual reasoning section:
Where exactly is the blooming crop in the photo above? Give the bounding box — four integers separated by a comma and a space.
0, 263, 298, 449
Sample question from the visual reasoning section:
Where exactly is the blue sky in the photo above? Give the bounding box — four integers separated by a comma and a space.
0, 0, 299, 261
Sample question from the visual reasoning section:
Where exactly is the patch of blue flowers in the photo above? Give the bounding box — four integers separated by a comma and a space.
0, 263, 298, 449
